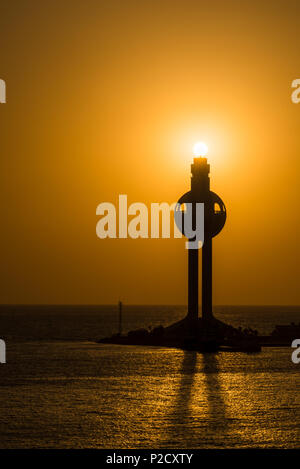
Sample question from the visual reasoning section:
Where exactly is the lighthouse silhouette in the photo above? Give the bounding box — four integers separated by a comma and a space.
177, 153, 226, 321
100, 148, 261, 351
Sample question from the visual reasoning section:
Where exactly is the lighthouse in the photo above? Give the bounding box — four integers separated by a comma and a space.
177, 144, 226, 321
100, 143, 261, 352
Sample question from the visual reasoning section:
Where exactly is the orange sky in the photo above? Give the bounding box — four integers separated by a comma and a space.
1, 0, 300, 305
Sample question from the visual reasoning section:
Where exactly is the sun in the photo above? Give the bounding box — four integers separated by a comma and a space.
193, 141, 208, 157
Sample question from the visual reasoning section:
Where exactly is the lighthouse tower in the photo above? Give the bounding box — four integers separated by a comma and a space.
177, 152, 226, 321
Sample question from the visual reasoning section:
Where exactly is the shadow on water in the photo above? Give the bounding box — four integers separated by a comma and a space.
202, 353, 228, 437
160, 351, 228, 448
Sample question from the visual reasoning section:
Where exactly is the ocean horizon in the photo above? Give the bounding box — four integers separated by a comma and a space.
1, 304, 299, 342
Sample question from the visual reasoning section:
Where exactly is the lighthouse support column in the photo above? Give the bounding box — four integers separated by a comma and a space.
202, 237, 213, 320
188, 248, 198, 317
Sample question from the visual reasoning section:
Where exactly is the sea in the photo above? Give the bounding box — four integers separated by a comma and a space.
0, 305, 299, 449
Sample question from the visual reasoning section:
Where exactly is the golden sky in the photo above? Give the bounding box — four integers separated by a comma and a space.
1, 0, 300, 305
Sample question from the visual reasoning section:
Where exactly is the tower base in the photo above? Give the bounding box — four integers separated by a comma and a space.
98, 313, 261, 353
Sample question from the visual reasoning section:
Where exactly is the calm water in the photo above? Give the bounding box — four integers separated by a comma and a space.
0, 305, 299, 448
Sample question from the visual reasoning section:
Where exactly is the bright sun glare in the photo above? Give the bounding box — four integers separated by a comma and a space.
193, 141, 208, 157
